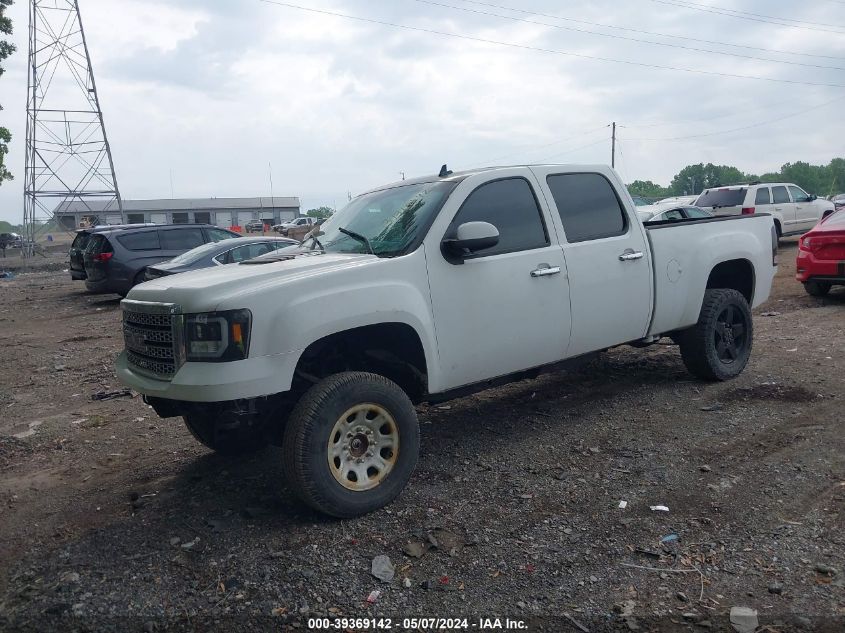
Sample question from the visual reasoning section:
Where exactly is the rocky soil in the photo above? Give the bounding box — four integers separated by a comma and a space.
0, 242, 843, 632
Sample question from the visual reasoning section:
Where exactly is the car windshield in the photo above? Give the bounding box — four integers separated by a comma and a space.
169, 241, 232, 265
302, 181, 457, 257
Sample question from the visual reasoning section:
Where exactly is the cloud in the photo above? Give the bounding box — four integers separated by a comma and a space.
2, 0, 844, 222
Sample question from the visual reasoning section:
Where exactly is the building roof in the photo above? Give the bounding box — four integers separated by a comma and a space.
54, 197, 300, 214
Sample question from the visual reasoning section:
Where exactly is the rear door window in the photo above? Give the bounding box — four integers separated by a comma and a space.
117, 230, 161, 251
694, 188, 746, 208
772, 186, 790, 204
224, 242, 276, 263
160, 228, 205, 250
547, 173, 628, 242
755, 188, 772, 205
447, 178, 549, 256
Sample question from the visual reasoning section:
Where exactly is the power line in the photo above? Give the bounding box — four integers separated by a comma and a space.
259, 0, 845, 87
652, 0, 845, 29
456, 0, 845, 60
410, 0, 845, 71
463, 124, 610, 169
648, 0, 845, 34
623, 94, 845, 141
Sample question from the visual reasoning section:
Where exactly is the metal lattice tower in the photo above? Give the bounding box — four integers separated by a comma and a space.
22, 0, 123, 256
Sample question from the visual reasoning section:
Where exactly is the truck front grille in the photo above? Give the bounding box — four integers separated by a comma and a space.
121, 301, 183, 379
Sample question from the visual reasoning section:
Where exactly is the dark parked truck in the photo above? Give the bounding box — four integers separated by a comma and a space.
116, 165, 778, 517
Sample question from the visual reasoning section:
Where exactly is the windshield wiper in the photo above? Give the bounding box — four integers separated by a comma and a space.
338, 227, 375, 255
299, 230, 325, 253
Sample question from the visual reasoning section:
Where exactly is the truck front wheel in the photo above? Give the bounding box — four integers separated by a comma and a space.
183, 413, 269, 456
677, 289, 753, 381
282, 372, 420, 518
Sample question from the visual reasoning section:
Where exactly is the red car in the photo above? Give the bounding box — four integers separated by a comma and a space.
796, 208, 845, 296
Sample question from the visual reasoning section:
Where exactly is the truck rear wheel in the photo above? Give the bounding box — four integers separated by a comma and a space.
677, 289, 753, 381
804, 281, 831, 297
282, 372, 419, 518
183, 413, 269, 456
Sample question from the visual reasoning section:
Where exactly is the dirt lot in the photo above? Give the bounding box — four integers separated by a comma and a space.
0, 242, 843, 632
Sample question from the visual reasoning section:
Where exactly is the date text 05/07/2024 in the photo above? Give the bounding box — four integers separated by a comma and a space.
307, 617, 528, 630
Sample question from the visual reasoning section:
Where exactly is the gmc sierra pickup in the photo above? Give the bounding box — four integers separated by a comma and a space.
116, 165, 778, 517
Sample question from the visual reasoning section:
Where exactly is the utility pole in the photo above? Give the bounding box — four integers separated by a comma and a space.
611, 122, 617, 169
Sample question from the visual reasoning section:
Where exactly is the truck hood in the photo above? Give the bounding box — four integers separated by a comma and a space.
127, 252, 378, 312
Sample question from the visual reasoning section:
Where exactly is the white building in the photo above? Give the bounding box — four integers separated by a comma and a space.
54, 197, 300, 229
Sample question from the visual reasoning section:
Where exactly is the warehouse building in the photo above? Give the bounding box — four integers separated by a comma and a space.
53, 197, 301, 230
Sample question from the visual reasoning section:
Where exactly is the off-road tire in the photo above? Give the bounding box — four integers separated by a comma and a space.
677, 289, 753, 381
804, 280, 831, 297
183, 413, 269, 456
282, 372, 420, 518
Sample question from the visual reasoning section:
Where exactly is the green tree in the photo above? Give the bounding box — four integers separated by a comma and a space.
306, 206, 335, 220
627, 180, 670, 198
669, 163, 748, 195
0, 0, 14, 185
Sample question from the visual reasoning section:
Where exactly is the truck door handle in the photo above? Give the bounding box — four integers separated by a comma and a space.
619, 250, 644, 261
530, 265, 561, 277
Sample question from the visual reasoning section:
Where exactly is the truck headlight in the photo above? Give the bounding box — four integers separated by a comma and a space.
185, 309, 252, 362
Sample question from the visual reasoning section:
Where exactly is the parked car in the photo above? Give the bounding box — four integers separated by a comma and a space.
82, 224, 239, 295
654, 195, 698, 207
796, 208, 845, 296
694, 182, 835, 238
832, 193, 845, 211
244, 220, 268, 233
69, 224, 156, 281
0, 232, 22, 251
145, 236, 298, 280
638, 206, 713, 223
117, 164, 777, 518
273, 217, 314, 235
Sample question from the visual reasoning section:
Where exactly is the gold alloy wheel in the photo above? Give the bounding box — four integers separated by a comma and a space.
327, 403, 400, 491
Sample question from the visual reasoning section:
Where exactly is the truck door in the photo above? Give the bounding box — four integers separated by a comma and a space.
533, 168, 652, 357
426, 171, 571, 390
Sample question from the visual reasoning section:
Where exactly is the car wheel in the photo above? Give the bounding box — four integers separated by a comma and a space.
183, 413, 269, 456
282, 372, 419, 518
677, 289, 753, 381
804, 281, 831, 297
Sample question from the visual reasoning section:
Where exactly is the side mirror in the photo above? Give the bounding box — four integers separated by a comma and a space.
442, 221, 500, 259
809, 194, 817, 201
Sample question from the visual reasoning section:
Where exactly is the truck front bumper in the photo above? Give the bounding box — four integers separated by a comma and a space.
115, 349, 302, 402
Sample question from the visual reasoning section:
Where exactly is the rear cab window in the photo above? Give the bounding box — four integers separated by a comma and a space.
695, 188, 747, 208
117, 230, 161, 251
546, 173, 628, 242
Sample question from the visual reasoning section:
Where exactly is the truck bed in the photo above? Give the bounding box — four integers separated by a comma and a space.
644, 214, 778, 337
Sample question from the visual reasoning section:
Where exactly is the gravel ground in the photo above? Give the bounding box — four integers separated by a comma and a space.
0, 242, 843, 632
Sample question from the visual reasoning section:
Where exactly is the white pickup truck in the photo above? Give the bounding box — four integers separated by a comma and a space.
117, 165, 777, 517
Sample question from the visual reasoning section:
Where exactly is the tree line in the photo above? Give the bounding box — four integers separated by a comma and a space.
627, 158, 845, 199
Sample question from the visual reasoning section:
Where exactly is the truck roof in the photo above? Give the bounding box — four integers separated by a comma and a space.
363, 164, 612, 196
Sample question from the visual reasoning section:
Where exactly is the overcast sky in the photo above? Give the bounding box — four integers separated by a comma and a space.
1, 0, 844, 223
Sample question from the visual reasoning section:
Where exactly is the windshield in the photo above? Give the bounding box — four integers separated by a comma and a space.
303, 181, 457, 257
169, 240, 235, 265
